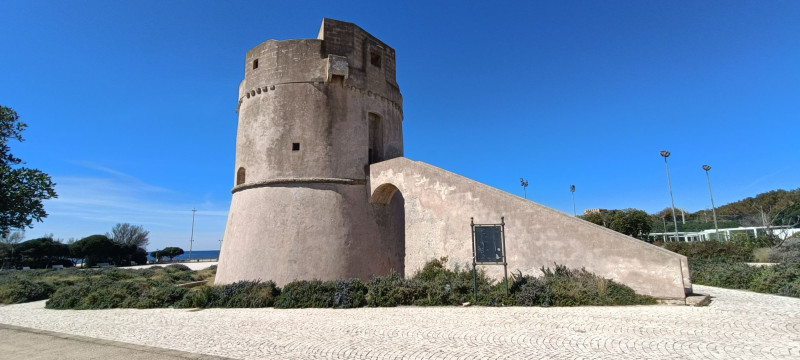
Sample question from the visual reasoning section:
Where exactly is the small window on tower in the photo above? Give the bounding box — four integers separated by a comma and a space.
253, 59, 259, 69
292, 143, 300, 151
370, 51, 382, 68
236, 167, 246, 185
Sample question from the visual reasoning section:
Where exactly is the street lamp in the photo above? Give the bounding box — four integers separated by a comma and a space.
189, 208, 196, 260
703, 165, 720, 241
570, 185, 576, 216
520, 178, 529, 199
660, 150, 681, 242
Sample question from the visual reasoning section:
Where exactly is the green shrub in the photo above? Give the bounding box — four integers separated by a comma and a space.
0, 266, 216, 308
216, 281, 279, 307
42, 266, 216, 309
131, 283, 188, 308
513, 274, 547, 306
366, 261, 506, 307
274, 280, 330, 308
689, 259, 757, 290
689, 259, 800, 298
166, 264, 191, 272
47, 277, 127, 309
366, 260, 650, 307
162, 264, 196, 283
768, 238, 800, 263
274, 279, 366, 309
778, 280, 800, 297
664, 241, 752, 261
178, 284, 218, 308
606, 281, 649, 304
482, 280, 514, 306
101, 269, 138, 281
0, 278, 53, 304
366, 271, 406, 307
14, 258, 660, 309
46, 277, 184, 309
332, 279, 367, 308
749, 264, 800, 295
510, 265, 655, 306
406, 257, 496, 306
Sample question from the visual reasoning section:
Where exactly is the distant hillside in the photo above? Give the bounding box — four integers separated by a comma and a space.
700, 188, 800, 227
648, 188, 800, 233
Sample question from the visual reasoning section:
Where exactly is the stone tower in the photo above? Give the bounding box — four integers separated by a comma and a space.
215, 18, 406, 285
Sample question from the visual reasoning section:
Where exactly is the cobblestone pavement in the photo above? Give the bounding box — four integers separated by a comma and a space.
1, 285, 798, 359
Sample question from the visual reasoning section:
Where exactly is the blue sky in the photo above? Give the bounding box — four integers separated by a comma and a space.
2, 1, 798, 251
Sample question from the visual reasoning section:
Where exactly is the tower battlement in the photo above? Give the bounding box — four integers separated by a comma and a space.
237, 19, 401, 114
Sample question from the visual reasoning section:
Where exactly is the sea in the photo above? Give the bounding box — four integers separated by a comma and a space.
146, 250, 220, 262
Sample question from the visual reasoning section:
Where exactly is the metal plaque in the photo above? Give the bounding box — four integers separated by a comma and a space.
474, 225, 504, 264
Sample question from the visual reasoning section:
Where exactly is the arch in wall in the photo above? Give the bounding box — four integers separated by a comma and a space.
236, 167, 246, 185
369, 182, 406, 276
370, 182, 399, 205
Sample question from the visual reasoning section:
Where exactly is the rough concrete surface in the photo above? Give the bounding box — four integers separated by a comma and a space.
370, 157, 691, 299
1, 285, 798, 359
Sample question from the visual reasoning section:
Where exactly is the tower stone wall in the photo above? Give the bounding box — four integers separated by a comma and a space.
215, 19, 405, 285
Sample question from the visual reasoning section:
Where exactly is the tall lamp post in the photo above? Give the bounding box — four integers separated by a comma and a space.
660, 150, 681, 242
570, 185, 576, 216
520, 178, 529, 199
703, 165, 720, 241
189, 208, 196, 260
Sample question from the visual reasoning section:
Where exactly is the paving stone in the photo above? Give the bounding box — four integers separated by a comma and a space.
0, 285, 798, 359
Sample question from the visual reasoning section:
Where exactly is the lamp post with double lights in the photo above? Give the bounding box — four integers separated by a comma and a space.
702, 165, 721, 241
520, 178, 529, 199
570, 185, 576, 216
660, 150, 681, 242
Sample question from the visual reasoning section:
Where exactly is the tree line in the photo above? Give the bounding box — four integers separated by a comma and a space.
0, 223, 184, 269
1, 106, 187, 269
581, 187, 800, 245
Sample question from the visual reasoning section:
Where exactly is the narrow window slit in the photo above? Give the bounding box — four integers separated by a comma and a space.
370, 52, 382, 68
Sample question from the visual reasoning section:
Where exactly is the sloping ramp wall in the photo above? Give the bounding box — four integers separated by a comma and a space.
369, 157, 691, 299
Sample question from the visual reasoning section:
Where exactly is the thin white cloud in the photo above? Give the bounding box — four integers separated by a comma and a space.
69, 160, 172, 193
26, 165, 229, 251
741, 165, 793, 191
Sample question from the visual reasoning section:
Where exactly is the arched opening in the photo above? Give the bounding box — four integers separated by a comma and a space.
236, 167, 246, 185
368, 112, 383, 164
370, 183, 405, 276
370, 183, 398, 204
